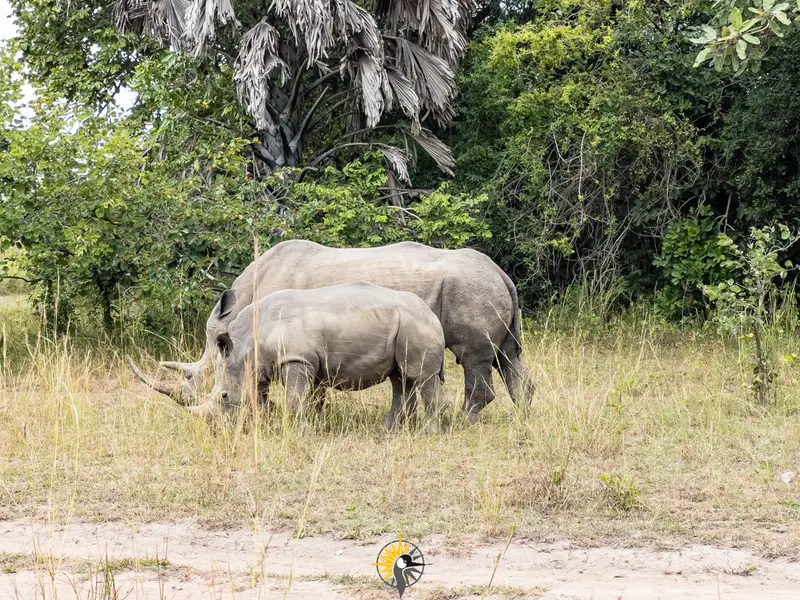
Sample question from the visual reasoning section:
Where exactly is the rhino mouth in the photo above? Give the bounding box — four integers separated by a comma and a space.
128, 358, 197, 406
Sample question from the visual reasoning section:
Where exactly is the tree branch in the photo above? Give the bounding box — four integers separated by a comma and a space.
290, 86, 331, 151
309, 94, 354, 130
0, 274, 39, 284
283, 57, 310, 120
308, 142, 372, 168
252, 142, 278, 168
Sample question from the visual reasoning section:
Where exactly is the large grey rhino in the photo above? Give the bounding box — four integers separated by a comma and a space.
130, 240, 533, 421
187, 282, 445, 430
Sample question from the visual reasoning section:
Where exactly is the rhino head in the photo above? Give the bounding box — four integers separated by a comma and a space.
128, 289, 239, 405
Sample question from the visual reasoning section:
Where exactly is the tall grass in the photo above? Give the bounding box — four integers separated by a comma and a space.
1, 291, 800, 554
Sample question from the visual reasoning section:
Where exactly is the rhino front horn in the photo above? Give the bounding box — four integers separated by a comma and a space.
128, 358, 192, 406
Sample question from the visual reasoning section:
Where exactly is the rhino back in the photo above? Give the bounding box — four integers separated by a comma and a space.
254, 283, 439, 389
224, 241, 516, 363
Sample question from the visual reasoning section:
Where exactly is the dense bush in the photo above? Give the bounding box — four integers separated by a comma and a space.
4, 0, 800, 332
0, 98, 488, 332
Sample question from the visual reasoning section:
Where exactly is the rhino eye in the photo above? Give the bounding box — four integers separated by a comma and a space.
221, 392, 229, 401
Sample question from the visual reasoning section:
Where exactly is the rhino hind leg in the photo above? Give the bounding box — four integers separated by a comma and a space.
386, 371, 418, 431
463, 358, 495, 423
417, 372, 444, 433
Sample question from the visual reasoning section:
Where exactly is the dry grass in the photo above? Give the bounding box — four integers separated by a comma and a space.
2, 295, 800, 554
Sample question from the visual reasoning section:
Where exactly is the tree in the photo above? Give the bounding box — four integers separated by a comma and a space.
111, 0, 476, 182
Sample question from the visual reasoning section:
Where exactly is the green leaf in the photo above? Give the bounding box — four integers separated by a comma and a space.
736, 39, 748, 59
694, 47, 714, 67
741, 18, 759, 32
731, 7, 743, 29
714, 50, 725, 71
743, 33, 761, 44
775, 11, 791, 25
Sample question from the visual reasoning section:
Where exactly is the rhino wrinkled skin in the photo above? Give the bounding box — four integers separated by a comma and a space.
188, 283, 445, 430
130, 240, 533, 422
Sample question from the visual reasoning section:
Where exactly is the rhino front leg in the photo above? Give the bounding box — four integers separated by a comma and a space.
280, 361, 315, 420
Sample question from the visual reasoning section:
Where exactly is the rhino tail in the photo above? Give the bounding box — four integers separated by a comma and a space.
499, 269, 523, 357
439, 357, 445, 384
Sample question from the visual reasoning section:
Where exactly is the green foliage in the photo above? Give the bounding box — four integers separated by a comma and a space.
450, 2, 708, 301
0, 98, 284, 331
703, 225, 798, 332
692, 1, 800, 73
406, 184, 491, 248
289, 156, 490, 248
7, 0, 800, 334
654, 208, 742, 318
702, 224, 800, 403
290, 158, 403, 248
10, 0, 157, 107
0, 91, 487, 333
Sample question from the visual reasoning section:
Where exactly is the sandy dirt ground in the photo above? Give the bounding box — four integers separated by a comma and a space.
0, 521, 798, 599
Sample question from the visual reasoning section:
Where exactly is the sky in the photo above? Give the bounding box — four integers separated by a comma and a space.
0, 0, 13, 41
0, 0, 137, 112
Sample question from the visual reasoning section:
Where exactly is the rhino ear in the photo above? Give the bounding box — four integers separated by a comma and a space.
218, 289, 236, 318
216, 332, 234, 358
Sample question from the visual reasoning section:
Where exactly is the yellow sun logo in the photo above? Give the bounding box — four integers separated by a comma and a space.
371, 535, 425, 597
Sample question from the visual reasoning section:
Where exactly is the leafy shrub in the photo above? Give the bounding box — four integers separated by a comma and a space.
703, 225, 800, 403
654, 208, 742, 319
600, 473, 641, 512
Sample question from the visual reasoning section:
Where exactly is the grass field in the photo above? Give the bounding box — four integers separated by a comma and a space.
1, 292, 800, 559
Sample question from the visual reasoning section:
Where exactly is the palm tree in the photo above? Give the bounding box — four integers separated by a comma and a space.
114, 0, 475, 182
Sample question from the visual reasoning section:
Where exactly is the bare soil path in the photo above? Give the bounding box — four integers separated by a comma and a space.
0, 521, 798, 599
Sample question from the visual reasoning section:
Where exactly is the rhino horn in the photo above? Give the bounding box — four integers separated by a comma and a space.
128, 358, 192, 405
159, 360, 202, 379
187, 399, 218, 419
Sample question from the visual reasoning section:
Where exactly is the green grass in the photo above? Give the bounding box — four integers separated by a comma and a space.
1, 294, 800, 554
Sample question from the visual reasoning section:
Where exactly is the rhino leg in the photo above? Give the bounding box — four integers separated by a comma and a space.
386, 371, 417, 431
281, 361, 315, 419
463, 358, 495, 423
417, 373, 444, 433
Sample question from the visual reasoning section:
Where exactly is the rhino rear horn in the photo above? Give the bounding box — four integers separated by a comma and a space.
128, 358, 192, 406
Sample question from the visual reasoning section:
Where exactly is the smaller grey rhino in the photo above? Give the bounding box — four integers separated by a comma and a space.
187, 282, 446, 430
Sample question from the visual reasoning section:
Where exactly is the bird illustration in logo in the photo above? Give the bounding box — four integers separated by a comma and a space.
372, 536, 426, 598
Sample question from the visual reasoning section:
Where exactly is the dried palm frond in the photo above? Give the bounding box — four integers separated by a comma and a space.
184, 0, 239, 55
393, 37, 457, 124
272, 0, 335, 63
385, 67, 420, 119
379, 145, 411, 184
234, 19, 290, 130
114, 0, 190, 50
409, 127, 454, 176
354, 53, 386, 128
374, 0, 475, 65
